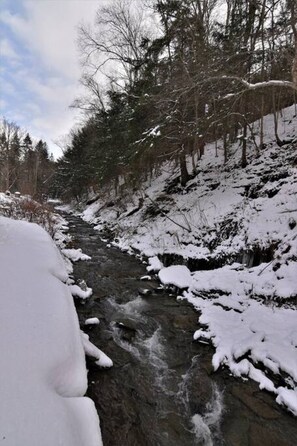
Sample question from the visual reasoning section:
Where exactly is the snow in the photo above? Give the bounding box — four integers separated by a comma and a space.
276, 387, 297, 415
70, 284, 93, 300
81, 331, 113, 368
85, 317, 100, 325
185, 281, 297, 414
77, 104, 297, 415
146, 255, 163, 272
158, 265, 192, 289
62, 248, 91, 262
0, 216, 103, 445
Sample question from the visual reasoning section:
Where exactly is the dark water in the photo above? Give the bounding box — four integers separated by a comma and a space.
63, 213, 297, 446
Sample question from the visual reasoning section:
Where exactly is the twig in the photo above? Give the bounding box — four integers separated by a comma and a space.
145, 195, 191, 233
257, 260, 274, 276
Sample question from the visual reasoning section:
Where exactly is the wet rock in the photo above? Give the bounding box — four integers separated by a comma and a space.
223, 416, 250, 446
138, 288, 152, 296
113, 318, 139, 333
185, 367, 214, 414
201, 360, 214, 376
173, 315, 195, 331
231, 384, 280, 420
249, 422, 295, 446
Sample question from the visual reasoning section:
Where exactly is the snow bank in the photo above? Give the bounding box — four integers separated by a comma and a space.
0, 216, 103, 445
188, 291, 297, 414
157, 262, 297, 414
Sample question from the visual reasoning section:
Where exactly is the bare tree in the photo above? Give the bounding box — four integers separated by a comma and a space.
78, 0, 152, 89
71, 74, 107, 114
288, 0, 297, 89
0, 119, 21, 191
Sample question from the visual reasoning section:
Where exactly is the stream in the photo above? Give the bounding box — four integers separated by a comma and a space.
63, 213, 297, 446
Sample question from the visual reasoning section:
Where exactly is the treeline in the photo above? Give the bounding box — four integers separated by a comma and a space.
0, 119, 55, 198
54, 0, 297, 199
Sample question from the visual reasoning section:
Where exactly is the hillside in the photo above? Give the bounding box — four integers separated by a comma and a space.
79, 105, 297, 415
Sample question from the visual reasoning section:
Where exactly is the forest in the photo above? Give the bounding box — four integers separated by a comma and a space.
1, 0, 296, 200
0, 120, 55, 197
53, 0, 296, 199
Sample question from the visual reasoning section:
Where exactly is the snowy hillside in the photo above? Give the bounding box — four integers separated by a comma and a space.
81, 105, 297, 415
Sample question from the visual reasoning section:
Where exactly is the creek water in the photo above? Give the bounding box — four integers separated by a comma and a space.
63, 213, 297, 446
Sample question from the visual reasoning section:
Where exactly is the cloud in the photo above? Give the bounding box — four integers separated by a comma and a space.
0, 38, 19, 60
1, 0, 99, 80
0, 0, 103, 158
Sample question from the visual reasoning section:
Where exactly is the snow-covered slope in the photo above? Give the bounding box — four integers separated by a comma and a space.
81, 104, 297, 414
0, 216, 103, 446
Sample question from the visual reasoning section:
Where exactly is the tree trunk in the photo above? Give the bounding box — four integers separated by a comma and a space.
223, 133, 228, 164
259, 94, 264, 154
272, 89, 282, 146
241, 124, 247, 168
179, 148, 190, 187
290, 0, 297, 89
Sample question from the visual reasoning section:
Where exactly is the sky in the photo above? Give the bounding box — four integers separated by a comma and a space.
0, 0, 103, 158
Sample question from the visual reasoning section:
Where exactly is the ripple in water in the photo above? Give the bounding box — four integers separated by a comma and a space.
191, 386, 224, 446
109, 321, 142, 359
107, 295, 147, 317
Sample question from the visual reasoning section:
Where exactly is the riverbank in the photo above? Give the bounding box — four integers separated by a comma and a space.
63, 212, 297, 446
74, 105, 297, 416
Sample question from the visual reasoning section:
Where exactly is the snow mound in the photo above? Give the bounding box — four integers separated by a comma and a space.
0, 216, 103, 445
146, 255, 163, 272
85, 317, 100, 326
70, 283, 93, 300
159, 265, 192, 289
62, 248, 91, 262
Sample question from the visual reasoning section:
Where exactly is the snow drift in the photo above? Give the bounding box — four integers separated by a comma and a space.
0, 216, 103, 446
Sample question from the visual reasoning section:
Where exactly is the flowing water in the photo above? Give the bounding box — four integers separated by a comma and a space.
63, 213, 297, 446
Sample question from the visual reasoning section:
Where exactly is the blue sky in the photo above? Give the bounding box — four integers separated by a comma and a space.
0, 0, 100, 158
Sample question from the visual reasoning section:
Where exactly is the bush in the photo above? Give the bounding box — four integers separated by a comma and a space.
0, 196, 56, 236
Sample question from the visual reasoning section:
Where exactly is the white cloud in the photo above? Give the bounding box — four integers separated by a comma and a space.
0, 77, 16, 96
0, 98, 7, 110
1, 0, 99, 80
0, 38, 19, 60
